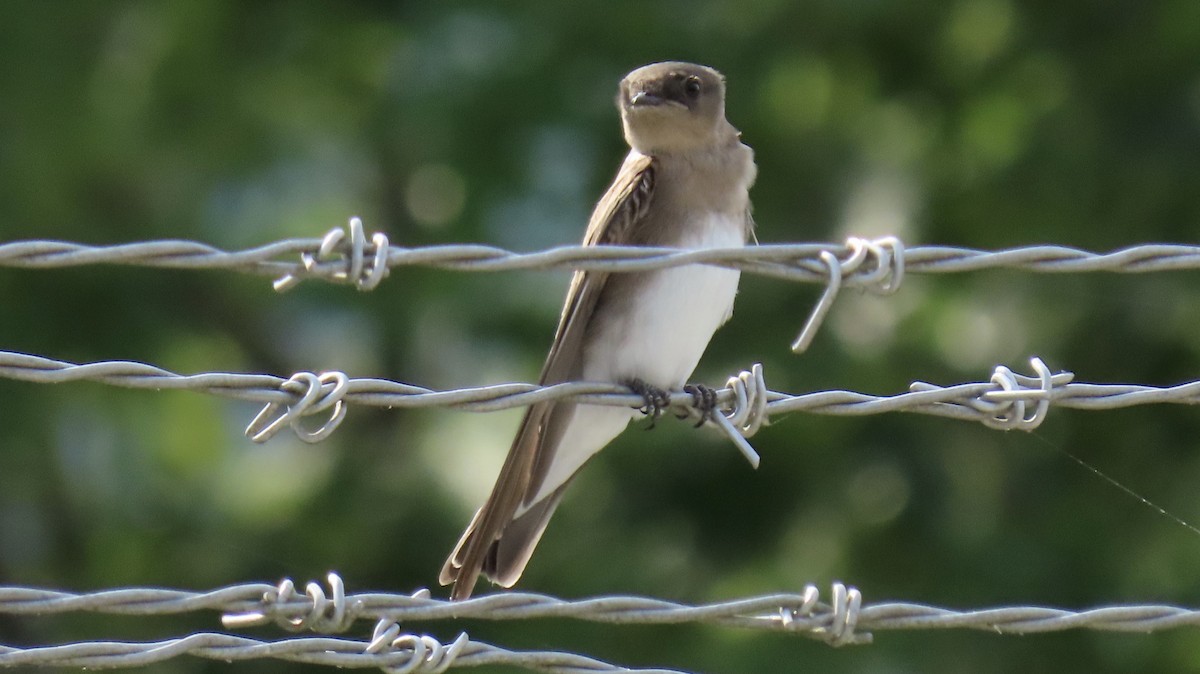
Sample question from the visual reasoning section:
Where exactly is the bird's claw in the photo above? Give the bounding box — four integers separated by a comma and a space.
626, 378, 671, 429
683, 383, 719, 428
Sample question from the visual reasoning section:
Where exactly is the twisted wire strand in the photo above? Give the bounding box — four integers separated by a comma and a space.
3, 350, 1200, 445
0, 631, 684, 673
7, 223, 1198, 356
2, 576, 1199, 641
4, 229, 1200, 284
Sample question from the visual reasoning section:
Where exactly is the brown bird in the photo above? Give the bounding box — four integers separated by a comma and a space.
440, 61, 756, 600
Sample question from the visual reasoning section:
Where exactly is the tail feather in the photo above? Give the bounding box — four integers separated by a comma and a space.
484, 484, 570, 587
438, 508, 482, 587
439, 484, 571, 596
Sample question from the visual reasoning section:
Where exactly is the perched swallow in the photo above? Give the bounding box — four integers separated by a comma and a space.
440, 62, 756, 599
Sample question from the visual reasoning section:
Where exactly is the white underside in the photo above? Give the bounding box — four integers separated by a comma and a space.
525, 213, 744, 507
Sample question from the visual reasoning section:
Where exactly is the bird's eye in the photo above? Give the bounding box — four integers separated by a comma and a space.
684, 76, 702, 97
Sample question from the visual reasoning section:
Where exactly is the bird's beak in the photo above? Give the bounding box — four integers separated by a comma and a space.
629, 90, 665, 107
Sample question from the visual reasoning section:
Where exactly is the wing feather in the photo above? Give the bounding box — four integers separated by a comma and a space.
441, 153, 656, 599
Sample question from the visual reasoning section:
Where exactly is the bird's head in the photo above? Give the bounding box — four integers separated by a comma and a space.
618, 62, 731, 155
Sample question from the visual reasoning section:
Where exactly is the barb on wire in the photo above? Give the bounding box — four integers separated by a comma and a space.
701, 363, 770, 468
365, 627, 470, 674
219, 573, 358, 633
245, 371, 350, 444
8, 349, 1200, 445
910, 356, 1067, 430
791, 236, 904, 353
273, 217, 391, 292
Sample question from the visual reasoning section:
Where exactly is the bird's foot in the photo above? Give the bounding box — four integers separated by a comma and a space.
625, 378, 671, 429
682, 383, 719, 428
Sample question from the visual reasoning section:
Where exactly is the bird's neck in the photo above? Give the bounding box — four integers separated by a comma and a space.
651, 133, 756, 196
630, 135, 755, 227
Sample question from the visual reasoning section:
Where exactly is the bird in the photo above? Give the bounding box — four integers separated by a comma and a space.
440, 61, 756, 600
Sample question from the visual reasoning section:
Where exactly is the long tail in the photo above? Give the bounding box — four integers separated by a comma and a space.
439, 483, 571, 598
438, 400, 553, 600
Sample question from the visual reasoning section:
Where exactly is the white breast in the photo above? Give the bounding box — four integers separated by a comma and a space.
526, 212, 744, 506
582, 212, 744, 388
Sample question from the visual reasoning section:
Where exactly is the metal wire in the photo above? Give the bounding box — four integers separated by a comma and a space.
0, 630, 685, 673
3, 223, 1200, 287
6, 575, 1193, 637
3, 573, 1200, 673
6, 226, 1200, 670
7, 221, 1200, 352
5, 349, 1200, 447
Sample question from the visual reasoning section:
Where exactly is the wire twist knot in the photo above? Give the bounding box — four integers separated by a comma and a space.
977, 357, 1072, 430
704, 363, 769, 469
912, 357, 1073, 431
245, 371, 349, 443
779, 582, 869, 646
366, 616, 468, 674
274, 216, 391, 292
792, 236, 905, 353
222, 572, 361, 633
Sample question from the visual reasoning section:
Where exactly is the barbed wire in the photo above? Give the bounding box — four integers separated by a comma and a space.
7, 224, 1200, 670
3, 572, 1200, 672
5, 220, 1200, 352
5, 349, 1200, 455
4, 220, 1200, 284
0, 629, 684, 673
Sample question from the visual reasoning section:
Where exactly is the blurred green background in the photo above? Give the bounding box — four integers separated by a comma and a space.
2, 1, 1200, 672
